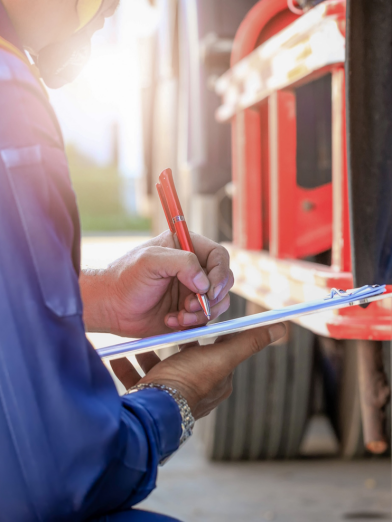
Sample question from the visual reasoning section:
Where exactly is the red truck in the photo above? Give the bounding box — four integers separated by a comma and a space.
144, 0, 391, 460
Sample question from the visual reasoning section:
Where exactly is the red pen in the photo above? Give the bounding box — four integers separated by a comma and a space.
156, 168, 211, 320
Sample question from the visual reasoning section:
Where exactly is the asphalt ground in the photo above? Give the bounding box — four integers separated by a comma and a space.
140, 435, 391, 522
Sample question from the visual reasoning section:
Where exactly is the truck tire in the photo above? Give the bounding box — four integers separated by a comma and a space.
198, 296, 315, 460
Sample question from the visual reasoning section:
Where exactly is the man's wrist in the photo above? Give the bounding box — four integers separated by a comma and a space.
80, 269, 117, 333
127, 383, 195, 451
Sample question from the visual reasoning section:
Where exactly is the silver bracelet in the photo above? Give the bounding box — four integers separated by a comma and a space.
126, 383, 195, 448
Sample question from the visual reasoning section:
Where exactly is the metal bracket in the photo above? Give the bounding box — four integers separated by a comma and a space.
325, 285, 380, 300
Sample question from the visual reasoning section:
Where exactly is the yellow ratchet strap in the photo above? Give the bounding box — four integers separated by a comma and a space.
0, 35, 48, 98
0, 35, 29, 65
76, 0, 104, 31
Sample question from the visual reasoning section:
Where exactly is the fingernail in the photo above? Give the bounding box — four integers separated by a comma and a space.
189, 298, 201, 312
268, 323, 286, 343
193, 271, 210, 293
183, 313, 198, 326
167, 316, 179, 328
213, 284, 223, 300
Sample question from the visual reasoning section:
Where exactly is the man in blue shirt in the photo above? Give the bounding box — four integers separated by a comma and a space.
0, 1, 285, 520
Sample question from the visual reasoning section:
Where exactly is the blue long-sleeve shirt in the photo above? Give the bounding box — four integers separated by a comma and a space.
0, 7, 181, 521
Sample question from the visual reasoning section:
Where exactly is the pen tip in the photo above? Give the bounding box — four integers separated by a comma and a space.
197, 294, 211, 321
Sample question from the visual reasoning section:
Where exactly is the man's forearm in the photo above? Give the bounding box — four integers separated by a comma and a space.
82, 389, 182, 517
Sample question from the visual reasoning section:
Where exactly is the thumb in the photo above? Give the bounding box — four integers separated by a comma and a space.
207, 323, 286, 376
143, 246, 210, 295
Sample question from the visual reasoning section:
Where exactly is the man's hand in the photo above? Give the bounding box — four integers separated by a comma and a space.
111, 323, 286, 419
81, 231, 234, 338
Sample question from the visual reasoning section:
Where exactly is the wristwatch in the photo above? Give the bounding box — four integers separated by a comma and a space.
126, 383, 195, 450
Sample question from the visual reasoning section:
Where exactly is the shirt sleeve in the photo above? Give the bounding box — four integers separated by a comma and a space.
0, 50, 181, 522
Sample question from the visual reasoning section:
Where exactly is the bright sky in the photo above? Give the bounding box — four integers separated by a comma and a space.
49, 0, 158, 179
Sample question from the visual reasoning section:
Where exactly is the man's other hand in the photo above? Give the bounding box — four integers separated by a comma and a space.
81, 231, 234, 338
111, 323, 286, 419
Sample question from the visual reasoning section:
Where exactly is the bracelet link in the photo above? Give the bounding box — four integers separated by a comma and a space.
126, 383, 195, 448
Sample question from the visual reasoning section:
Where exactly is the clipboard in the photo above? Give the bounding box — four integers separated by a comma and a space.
97, 285, 391, 361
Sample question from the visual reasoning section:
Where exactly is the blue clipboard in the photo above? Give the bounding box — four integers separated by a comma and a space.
97, 285, 390, 360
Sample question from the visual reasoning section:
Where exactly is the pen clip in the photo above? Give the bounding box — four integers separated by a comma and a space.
158, 168, 184, 219
156, 182, 176, 233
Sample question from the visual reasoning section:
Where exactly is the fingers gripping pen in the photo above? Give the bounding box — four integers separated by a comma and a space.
156, 168, 211, 320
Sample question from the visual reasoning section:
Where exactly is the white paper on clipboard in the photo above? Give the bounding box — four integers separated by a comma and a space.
97, 285, 391, 361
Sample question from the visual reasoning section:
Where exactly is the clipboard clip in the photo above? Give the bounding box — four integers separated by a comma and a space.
324, 285, 381, 300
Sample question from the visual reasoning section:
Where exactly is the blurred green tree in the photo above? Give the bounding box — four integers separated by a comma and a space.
66, 146, 150, 233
